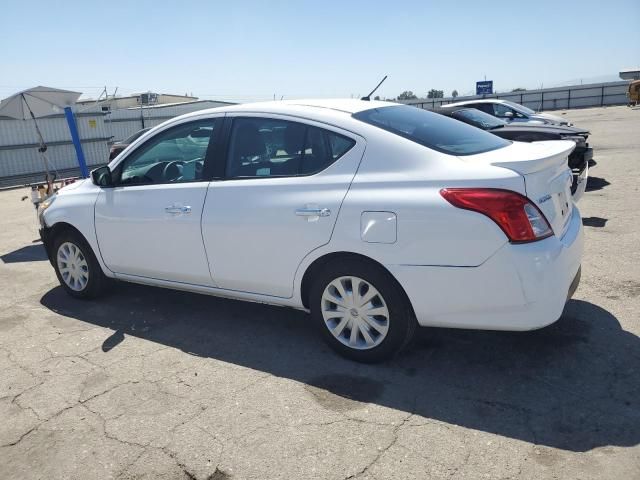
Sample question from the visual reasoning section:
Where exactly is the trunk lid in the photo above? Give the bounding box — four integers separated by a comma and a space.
461, 140, 576, 237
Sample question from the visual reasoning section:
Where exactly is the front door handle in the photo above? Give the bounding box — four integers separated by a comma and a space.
295, 208, 331, 217
165, 205, 192, 215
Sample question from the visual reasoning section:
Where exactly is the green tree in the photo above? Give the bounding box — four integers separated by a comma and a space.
427, 89, 444, 99
511, 88, 526, 92
374, 95, 380, 100
397, 91, 418, 101
451, 90, 459, 98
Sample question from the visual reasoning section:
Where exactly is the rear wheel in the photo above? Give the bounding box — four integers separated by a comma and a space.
309, 259, 416, 362
52, 230, 107, 299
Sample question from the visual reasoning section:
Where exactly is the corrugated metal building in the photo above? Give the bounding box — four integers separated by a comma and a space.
76, 93, 199, 110
0, 100, 232, 187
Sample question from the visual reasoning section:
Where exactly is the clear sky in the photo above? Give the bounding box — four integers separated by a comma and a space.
1, 0, 638, 102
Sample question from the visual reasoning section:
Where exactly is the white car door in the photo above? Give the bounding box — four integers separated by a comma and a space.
201, 114, 365, 298
94, 117, 222, 286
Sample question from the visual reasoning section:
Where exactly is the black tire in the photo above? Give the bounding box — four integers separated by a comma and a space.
52, 229, 108, 299
309, 258, 417, 363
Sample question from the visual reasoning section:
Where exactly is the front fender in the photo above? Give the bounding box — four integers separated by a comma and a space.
41, 182, 114, 277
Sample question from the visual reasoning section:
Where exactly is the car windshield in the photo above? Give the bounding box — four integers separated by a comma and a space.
502, 100, 536, 114
451, 108, 507, 130
353, 105, 510, 155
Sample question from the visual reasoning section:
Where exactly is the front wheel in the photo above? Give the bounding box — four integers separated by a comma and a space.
52, 231, 107, 299
309, 259, 416, 362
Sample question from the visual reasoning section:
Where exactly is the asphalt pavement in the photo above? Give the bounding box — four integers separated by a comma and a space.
1, 105, 638, 480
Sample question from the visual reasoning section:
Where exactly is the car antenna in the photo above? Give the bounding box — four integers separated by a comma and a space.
361, 75, 388, 101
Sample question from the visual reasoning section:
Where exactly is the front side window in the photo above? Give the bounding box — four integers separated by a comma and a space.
226, 118, 355, 178
353, 105, 510, 156
116, 119, 217, 185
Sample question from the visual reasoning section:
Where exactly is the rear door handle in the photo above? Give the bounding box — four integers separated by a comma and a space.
295, 208, 331, 217
165, 205, 192, 215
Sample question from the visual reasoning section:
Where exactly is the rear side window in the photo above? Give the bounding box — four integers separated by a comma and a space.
226, 118, 355, 178
474, 103, 495, 115
353, 105, 509, 155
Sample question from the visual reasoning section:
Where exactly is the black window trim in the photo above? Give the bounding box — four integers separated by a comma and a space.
111, 117, 223, 188
220, 115, 357, 181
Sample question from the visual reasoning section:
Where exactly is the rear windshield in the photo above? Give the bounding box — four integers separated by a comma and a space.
353, 105, 510, 155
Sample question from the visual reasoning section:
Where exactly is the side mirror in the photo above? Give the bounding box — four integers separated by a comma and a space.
503, 111, 514, 119
91, 166, 113, 187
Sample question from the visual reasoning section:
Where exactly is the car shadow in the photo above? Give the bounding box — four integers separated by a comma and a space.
586, 176, 610, 192
1, 243, 48, 263
582, 216, 608, 228
40, 284, 639, 452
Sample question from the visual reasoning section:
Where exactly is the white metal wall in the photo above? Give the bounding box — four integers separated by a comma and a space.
102, 100, 232, 143
0, 100, 231, 187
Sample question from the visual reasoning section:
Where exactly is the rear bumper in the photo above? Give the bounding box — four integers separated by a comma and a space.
567, 266, 581, 301
569, 146, 592, 200
568, 146, 593, 169
387, 206, 584, 331
571, 161, 589, 201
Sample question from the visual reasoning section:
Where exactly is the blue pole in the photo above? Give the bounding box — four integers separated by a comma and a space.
63, 106, 89, 178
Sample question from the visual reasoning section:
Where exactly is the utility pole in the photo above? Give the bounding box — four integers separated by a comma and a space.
139, 94, 145, 129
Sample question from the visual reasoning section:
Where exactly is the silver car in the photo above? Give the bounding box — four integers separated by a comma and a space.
441, 99, 572, 126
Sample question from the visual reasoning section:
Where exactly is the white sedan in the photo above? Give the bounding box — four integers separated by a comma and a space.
39, 99, 583, 362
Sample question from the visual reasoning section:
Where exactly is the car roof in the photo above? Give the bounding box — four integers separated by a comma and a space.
443, 99, 509, 107
173, 98, 398, 126
281, 98, 395, 113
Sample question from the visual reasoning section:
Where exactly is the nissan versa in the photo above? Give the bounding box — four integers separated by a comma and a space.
39, 100, 583, 362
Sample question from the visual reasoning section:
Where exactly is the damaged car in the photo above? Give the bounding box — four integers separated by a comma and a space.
441, 99, 573, 126
435, 106, 592, 200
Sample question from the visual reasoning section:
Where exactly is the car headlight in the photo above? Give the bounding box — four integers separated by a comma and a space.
561, 135, 586, 145
37, 195, 56, 226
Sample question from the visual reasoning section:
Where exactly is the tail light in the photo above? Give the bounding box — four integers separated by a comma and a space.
440, 188, 553, 243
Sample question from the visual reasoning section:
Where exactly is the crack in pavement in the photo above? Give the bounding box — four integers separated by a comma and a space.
344, 410, 415, 480
0, 380, 143, 449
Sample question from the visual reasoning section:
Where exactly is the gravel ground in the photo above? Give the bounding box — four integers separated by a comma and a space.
0, 105, 638, 480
